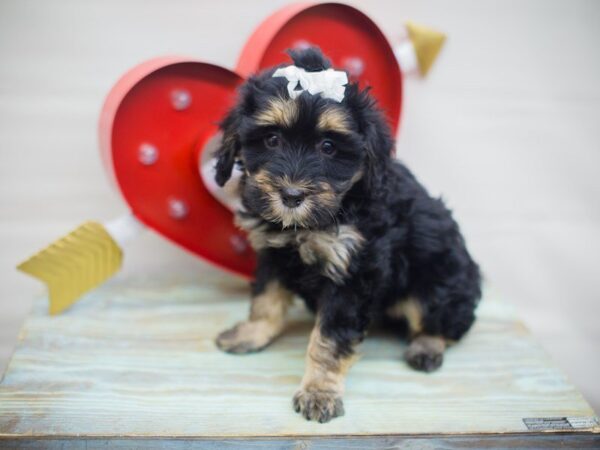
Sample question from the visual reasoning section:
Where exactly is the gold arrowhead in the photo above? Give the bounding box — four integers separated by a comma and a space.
17, 222, 123, 314
406, 21, 447, 77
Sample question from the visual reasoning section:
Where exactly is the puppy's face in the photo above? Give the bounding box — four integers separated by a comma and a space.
214, 48, 392, 230
239, 94, 366, 229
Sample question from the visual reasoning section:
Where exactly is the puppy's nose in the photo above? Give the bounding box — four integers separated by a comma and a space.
280, 187, 306, 208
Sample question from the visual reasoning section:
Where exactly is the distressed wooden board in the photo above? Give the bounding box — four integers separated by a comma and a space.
1, 434, 600, 450
0, 273, 598, 443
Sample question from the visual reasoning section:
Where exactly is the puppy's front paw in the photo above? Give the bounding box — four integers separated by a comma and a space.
215, 321, 274, 354
293, 389, 344, 423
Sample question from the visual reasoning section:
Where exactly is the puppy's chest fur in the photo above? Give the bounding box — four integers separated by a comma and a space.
236, 213, 364, 284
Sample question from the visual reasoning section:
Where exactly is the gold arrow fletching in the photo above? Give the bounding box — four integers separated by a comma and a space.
17, 221, 123, 314
406, 21, 447, 77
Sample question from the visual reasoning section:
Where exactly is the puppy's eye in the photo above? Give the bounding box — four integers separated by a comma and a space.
264, 133, 281, 149
319, 139, 336, 156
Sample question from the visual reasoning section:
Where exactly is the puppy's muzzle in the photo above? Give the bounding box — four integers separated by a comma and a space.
280, 187, 306, 208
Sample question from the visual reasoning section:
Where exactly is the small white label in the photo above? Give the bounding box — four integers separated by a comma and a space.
567, 416, 599, 429
523, 416, 598, 431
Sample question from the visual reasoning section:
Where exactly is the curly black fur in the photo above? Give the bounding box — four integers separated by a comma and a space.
214, 47, 482, 421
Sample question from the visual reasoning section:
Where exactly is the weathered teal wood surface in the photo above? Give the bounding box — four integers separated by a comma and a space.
1, 434, 600, 449
0, 273, 598, 445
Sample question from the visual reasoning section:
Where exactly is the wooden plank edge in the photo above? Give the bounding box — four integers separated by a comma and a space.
1, 431, 600, 449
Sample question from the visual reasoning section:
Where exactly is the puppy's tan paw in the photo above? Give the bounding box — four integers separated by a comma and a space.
215, 321, 274, 354
293, 389, 345, 423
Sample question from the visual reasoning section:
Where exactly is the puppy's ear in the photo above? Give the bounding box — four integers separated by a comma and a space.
214, 107, 242, 187
346, 85, 394, 189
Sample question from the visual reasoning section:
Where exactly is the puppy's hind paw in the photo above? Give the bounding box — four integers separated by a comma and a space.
293, 389, 345, 423
404, 335, 446, 373
405, 349, 443, 372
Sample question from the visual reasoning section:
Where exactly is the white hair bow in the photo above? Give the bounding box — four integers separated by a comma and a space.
272, 65, 348, 103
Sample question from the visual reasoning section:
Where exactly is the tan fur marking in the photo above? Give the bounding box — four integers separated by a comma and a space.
348, 169, 364, 186
235, 209, 296, 251
300, 323, 355, 394
315, 181, 338, 209
234, 211, 278, 251
248, 229, 292, 251
249, 281, 293, 323
234, 212, 262, 231
293, 318, 357, 421
317, 107, 352, 135
236, 217, 364, 278
279, 175, 314, 192
385, 297, 423, 335
297, 225, 365, 283
268, 198, 313, 229
254, 97, 299, 128
248, 171, 326, 229
253, 170, 275, 192
215, 281, 293, 353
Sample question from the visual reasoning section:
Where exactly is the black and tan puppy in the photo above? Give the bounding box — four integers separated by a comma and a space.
213, 47, 481, 423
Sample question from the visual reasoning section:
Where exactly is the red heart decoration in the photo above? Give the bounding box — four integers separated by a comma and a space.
99, 58, 254, 277
98, 4, 402, 279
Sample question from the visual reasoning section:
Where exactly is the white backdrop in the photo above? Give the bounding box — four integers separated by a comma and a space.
1, 0, 598, 411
